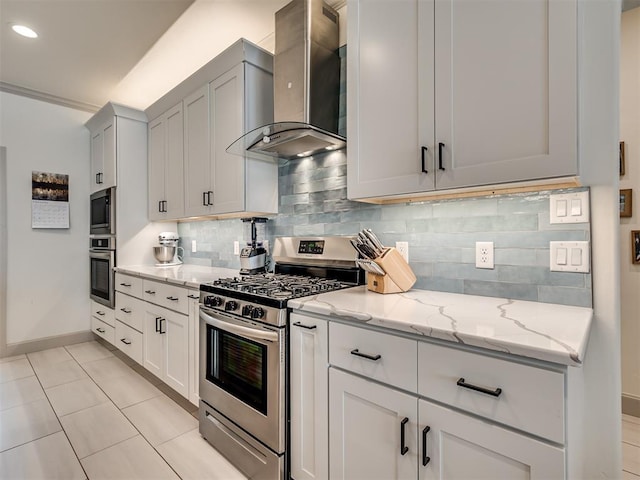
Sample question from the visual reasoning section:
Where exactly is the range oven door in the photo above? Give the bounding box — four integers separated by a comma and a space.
90, 249, 114, 308
199, 306, 285, 454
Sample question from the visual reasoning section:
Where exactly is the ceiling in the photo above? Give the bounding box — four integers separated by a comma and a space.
0, 0, 635, 114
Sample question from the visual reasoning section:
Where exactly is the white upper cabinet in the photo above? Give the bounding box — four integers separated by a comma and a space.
347, 0, 577, 201
183, 85, 211, 217
148, 103, 184, 220
90, 118, 116, 193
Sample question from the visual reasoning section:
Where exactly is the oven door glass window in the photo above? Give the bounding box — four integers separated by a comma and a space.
90, 256, 111, 301
206, 325, 268, 415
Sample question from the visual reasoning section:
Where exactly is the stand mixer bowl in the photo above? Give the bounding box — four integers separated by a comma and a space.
154, 246, 177, 264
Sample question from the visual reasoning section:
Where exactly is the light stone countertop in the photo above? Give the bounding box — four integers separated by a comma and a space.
114, 264, 239, 289
289, 286, 593, 367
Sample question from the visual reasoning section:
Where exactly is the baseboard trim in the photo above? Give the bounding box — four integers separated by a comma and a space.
3, 330, 96, 357
622, 394, 640, 418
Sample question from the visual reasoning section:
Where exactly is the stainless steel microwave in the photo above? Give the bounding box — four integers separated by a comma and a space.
90, 187, 115, 235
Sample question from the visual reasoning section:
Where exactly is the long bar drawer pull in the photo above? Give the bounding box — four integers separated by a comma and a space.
457, 377, 502, 397
293, 321, 317, 330
96, 311, 105, 316
96, 327, 105, 334
166, 296, 179, 301
400, 417, 409, 455
350, 348, 381, 361
120, 338, 132, 345
422, 426, 431, 466
120, 308, 131, 314
187, 294, 199, 299
145, 290, 156, 295
120, 283, 132, 287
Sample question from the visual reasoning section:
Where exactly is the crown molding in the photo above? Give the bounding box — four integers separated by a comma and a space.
0, 82, 100, 113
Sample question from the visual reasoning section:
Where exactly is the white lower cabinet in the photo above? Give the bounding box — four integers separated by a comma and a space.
91, 315, 115, 345
329, 368, 418, 480
187, 292, 200, 406
143, 304, 189, 397
418, 399, 564, 479
290, 313, 329, 480
115, 320, 143, 364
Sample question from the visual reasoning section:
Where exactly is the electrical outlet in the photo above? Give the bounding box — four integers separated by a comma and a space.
233, 241, 240, 255
395, 241, 409, 263
191, 240, 197, 253
475, 241, 494, 269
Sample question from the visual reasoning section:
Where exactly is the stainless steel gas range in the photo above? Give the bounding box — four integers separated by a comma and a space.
198, 236, 363, 480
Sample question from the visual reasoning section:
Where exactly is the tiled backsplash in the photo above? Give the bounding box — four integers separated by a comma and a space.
179, 149, 592, 308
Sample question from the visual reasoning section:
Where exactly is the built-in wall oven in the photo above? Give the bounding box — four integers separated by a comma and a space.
90, 235, 115, 308
199, 236, 363, 480
90, 187, 115, 235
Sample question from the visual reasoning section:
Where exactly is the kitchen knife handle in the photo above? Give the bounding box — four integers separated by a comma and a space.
422, 426, 431, 466
350, 348, 381, 361
400, 417, 409, 455
438, 142, 446, 171
456, 377, 502, 397
421, 146, 428, 174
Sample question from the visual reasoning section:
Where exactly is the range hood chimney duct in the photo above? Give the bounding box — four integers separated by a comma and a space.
227, 0, 345, 161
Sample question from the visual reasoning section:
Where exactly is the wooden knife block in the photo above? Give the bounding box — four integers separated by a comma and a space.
366, 247, 416, 294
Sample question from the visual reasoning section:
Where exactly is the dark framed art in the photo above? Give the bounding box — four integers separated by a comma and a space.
620, 141, 626, 176
632, 231, 640, 265
621, 189, 633, 218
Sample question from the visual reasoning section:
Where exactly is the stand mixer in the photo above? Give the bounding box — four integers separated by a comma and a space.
240, 218, 268, 275
153, 232, 183, 266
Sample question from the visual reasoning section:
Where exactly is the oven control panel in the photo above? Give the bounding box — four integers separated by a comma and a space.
201, 294, 284, 327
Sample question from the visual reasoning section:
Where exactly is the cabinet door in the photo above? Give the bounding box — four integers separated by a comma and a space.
148, 115, 166, 220
329, 368, 417, 480
290, 314, 328, 480
90, 129, 104, 193
101, 119, 116, 189
210, 63, 245, 214
187, 293, 200, 406
346, 0, 435, 200
143, 308, 164, 379
418, 399, 565, 480
434, 0, 577, 189
183, 85, 212, 217
163, 309, 189, 397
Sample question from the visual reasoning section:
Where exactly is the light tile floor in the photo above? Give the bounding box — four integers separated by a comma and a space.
1, 340, 638, 479
0, 341, 246, 480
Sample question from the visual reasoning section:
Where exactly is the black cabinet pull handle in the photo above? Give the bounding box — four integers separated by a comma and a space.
120, 308, 131, 314
457, 377, 502, 397
166, 296, 179, 301
96, 311, 105, 316
145, 290, 156, 295
421, 146, 428, 174
120, 283, 131, 287
207, 191, 214, 206
293, 321, 317, 330
203, 192, 208, 206
155, 316, 161, 333
422, 426, 431, 466
159, 318, 166, 334
96, 327, 105, 334
438, 142, 445, 171
120, 338, 132, 345
187, 294, 199, 299
163, 200, 167, 212
158, 201, 162, 213
400, 417, 409, 456
350, 348, 381, 361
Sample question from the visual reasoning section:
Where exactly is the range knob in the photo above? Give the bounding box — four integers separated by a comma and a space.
225, 300, 238, 312
205, 296, 224, 308
242, 305, 254, 317
251, 307, 265, 319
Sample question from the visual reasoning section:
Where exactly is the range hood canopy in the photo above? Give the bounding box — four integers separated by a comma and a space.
227, 0, 345, 162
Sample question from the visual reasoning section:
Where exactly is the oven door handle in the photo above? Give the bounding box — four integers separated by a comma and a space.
200, 309, 278, 343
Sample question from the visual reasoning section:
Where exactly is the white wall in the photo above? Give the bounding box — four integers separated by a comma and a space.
621, 7, 640, 406
0, 92, 92, 346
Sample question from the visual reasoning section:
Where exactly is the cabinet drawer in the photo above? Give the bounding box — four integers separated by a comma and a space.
115, 292, 144, 332
329, 322, 417, 392
143, 279, 189, 314
91, 300, 115, 327
115, 273, 143, 298
115, 320, 143, 365
418, 341, 565, 444
91, 316, 115, 345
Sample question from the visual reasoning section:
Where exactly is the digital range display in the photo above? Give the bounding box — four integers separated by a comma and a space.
298, 240, 325, 255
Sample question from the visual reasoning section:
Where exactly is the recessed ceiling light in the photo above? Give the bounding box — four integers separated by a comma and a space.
12, 25, 38, 38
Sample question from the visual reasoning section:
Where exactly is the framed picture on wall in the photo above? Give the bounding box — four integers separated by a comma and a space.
633, 231, 640, 265
620, 141, 626, 176
620, 189, 633, 218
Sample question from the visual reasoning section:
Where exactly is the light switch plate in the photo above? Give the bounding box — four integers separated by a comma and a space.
550, 241, 590, 272
549, 191, 590, 224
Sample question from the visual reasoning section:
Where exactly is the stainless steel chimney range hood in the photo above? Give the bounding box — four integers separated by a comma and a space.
227, 0, 345, 161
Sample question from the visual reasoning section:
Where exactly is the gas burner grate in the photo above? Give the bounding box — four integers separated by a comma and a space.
211, 274, 349, 300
